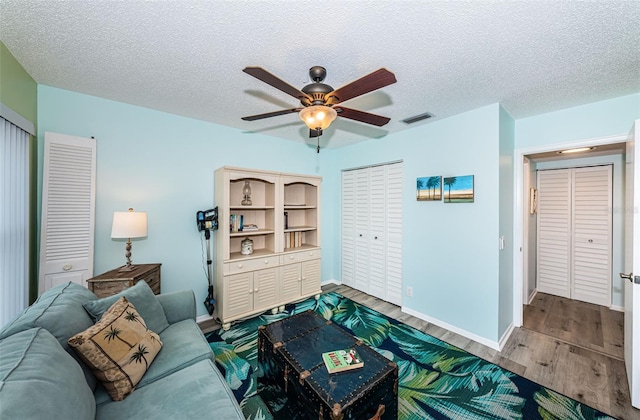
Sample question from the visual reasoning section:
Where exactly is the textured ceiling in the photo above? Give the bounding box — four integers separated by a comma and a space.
1, 0, 639, 149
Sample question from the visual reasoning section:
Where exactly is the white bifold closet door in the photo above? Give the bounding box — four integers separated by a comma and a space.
341, 162, 403, 305
39, 132, 96, 293
536, 165, 612, 306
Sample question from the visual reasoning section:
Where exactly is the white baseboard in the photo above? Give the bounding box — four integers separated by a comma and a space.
498, 323, 515, 351
321, 279, 341, 286
609, 304, 624, 312
401, 306, 502, 351
196, 314, 214, 323
527, 289, 538, 305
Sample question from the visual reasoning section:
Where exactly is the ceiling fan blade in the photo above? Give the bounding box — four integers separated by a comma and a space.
241, 108, 301, 121
335, 107, 391, 127
325, 68, 397, 105
243, 67, 310, 101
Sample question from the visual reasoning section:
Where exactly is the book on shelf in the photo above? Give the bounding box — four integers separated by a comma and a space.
322, 348, 364, 373
284, 231, 303, 249
242, 224, 258, 231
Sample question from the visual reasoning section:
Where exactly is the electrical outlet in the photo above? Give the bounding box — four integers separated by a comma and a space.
406, 286, 413, 297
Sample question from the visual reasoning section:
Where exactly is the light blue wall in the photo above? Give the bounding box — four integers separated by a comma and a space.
37, 85, 334, 316
498, 106, 515, 338
35, 82, 640, 343
332, 104, 504, 342
516, 93, 640, 149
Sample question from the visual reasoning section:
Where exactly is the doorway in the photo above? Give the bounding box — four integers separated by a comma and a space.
514, 138, 627, 326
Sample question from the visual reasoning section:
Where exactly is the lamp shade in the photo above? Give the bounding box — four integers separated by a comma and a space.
299, 105, 337, 130
111, 209, 147, 239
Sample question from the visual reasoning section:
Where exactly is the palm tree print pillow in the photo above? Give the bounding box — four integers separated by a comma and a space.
68, 297, 162, 401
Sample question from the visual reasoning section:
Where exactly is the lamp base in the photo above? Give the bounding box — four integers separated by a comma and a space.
118, 264, 136, 272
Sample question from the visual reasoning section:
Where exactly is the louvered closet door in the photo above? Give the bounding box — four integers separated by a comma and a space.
537, 169, 572, 298
341, 170, 356, 287
353, 169, 370, 292
571, 166, 612, 306
39, 132, 96, 293
385, 162, 403, 305
536, 166, 612, 306
367, 165, 386, 300
341, 162, 403, 305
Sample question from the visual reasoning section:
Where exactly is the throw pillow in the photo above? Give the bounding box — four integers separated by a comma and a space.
68, 297, 163, 401
83, 280, 170, 333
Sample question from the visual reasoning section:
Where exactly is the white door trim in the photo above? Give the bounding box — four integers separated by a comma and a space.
512, 134, 627, 327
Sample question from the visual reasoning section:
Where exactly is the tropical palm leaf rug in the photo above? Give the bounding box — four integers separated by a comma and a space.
205, 292, 616, 419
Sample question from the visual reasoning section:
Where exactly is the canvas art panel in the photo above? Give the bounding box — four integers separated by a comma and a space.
416, 176, 441, 201
443, 175, 474, 203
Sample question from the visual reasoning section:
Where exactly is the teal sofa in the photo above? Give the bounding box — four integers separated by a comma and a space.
0, 281, 244, 419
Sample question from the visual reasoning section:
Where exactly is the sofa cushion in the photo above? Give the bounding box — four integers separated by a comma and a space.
0, 281, 99, 390
95, 359, 244, 420
84, 280, 170, 333
0, 328, 96, 419
69, 297, 163, 401
137, 318, 213, 389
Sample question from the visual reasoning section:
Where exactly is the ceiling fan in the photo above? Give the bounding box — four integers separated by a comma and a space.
241, 66, 397, 152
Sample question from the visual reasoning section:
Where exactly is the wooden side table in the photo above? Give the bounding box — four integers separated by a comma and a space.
87, 263, 161, 298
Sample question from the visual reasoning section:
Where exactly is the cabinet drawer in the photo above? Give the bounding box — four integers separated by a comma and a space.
280, 249, 321, 265
225, 256, 280, 274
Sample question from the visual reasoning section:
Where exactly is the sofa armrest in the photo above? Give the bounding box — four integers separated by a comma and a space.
156, 290, 196, 324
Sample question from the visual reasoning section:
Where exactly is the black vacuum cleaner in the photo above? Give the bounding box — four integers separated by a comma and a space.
197, 208, 218, 316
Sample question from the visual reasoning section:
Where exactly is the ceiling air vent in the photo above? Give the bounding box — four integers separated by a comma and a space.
402, 112, 434, 124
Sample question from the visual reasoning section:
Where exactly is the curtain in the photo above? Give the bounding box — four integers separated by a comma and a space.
0, 116, 29, 327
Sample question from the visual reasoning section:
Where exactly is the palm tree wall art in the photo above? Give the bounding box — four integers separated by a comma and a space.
416, 176, 442, 201
443, 175, 474, 203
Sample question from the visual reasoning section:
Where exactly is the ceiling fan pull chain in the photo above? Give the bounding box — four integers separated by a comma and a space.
317, 135, 320, 153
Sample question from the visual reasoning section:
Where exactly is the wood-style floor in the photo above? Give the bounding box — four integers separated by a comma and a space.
199, 285, 639, 419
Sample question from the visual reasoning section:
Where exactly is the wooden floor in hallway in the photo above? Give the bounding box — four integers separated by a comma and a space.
523, 292, 624, 360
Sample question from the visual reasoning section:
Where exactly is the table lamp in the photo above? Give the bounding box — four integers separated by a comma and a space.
111, 208, 147, 271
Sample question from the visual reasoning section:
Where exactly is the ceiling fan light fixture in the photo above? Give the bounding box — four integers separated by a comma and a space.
299, 105, 337, 130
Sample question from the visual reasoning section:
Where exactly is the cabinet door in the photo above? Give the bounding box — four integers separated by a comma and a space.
254, 267, 279, 309
301, 259, 321, 296
223, 272, 254, 319
280, 264, 301, 302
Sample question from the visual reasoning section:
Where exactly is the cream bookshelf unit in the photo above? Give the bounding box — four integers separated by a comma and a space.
214, 166, 322, 330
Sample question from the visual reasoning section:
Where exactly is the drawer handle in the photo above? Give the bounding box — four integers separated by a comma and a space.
308, 252, 313, 256
264, 260, 269, 264
63, 264, 72, 271
289, 256, 295, 260
237, 264, 243, 269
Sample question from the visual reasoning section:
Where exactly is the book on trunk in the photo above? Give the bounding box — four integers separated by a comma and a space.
322, 348, 364, 373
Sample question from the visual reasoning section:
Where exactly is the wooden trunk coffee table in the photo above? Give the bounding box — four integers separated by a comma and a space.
258, 310, 398, 420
